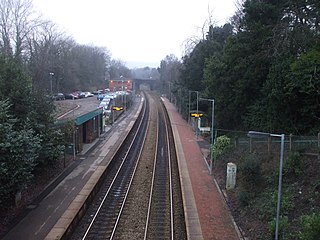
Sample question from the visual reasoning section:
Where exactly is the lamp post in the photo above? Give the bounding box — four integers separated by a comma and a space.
188, 90, 199, 135
168, 82, 172, 102
199, 97, 215, 175
188, 92, 191, 124
122, 80, 124, 108
124, 86, 127, 112
72, 95, 76, 161
247, 131, 285, 240
112, 106, 115, 124
49, 72, 54, 94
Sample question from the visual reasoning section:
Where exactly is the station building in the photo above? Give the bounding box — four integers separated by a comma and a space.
109, 79, 133, 92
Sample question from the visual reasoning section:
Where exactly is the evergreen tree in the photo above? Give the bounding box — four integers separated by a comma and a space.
0, 100, 41, 208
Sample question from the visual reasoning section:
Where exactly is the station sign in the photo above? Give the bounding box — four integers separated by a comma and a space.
191, 113, 203, 118
113, 106, 123, 111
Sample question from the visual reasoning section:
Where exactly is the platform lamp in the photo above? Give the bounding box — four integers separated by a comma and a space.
72, 95, 76, 161
247, 131, 285, 240
199, 97, 215, 175
49, 72, 54, 94
188, 90, 199, 137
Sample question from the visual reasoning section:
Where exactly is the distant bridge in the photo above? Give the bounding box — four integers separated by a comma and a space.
133, 78, 159, 91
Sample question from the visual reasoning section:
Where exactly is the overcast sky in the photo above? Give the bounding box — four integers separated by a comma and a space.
33, 0, 236, 68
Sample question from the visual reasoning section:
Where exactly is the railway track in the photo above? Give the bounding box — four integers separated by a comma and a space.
69, 91, 186, 240
144, 95, 174, 239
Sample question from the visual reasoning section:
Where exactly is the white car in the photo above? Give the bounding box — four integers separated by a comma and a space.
99, 101, 108, 109
104, 94, 116, 100
101, 98, 110, 104
81, 91, 94, 98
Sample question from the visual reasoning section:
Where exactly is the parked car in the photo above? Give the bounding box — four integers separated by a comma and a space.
104, 93, 116, 100
65, 93, 79, 99
79, 91, 93, 98
55, 93, 65, 100
101, 98, 110, 105
97, 93, 105, 101
78, 92, 85, 98
84, 92, 94, 97
98, 101, 108, 110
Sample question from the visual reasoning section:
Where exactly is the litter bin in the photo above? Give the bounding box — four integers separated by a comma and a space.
66, 144, 75, 155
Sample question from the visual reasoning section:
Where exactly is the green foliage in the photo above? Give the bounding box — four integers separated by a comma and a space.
212, 135, 231, 159
179, 0, 320, 134
28, 91, 56, 127
286, 46, 320, 133
267, 216, 290, 240
27, 91, 65, 167
0, 55, 65, 208
283, 152, 302, 178
299, 212, 320, 240
36, 127, 64, 168
0, 100, 41, 208
0, 55, 32, 120
236, 190, 253, 207
181, 27, 231, 92
280, 189, 295, 216
256, 187, 294, 229
245, 54, 294, 132
239, 154, 262, 192
256, 189, 276, 221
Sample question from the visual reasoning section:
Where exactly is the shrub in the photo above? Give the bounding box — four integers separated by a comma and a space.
283, 152, 301, 177
298, 212, 320, 240
267, 216, 290, 240
212, 135, 231, 159
257, 189, 276, 221
237, 190, 252, 207
240, 154, 262, 192
256, 187, 293, 222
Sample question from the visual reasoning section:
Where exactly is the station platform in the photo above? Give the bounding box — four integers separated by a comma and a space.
163, 97, 241, 240
2, 98, 142, 240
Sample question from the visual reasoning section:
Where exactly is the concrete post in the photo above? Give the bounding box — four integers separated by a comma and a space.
226, 162, 237, 190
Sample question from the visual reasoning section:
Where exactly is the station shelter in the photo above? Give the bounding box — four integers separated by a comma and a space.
73, 108, 103, 153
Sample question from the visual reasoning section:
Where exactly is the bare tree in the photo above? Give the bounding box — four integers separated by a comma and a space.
27, 20, 72, 91
108, 59, 132, 79
0, 0, 41, 60
181, 5, 218, 57
229, 0, 245, 32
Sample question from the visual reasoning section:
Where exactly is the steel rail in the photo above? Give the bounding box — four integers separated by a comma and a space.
109, 96, 151, 239
144, 97, 160, 239
162, 100, 174, 240
81, 97, 149, 239
144, 96, 174, 239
